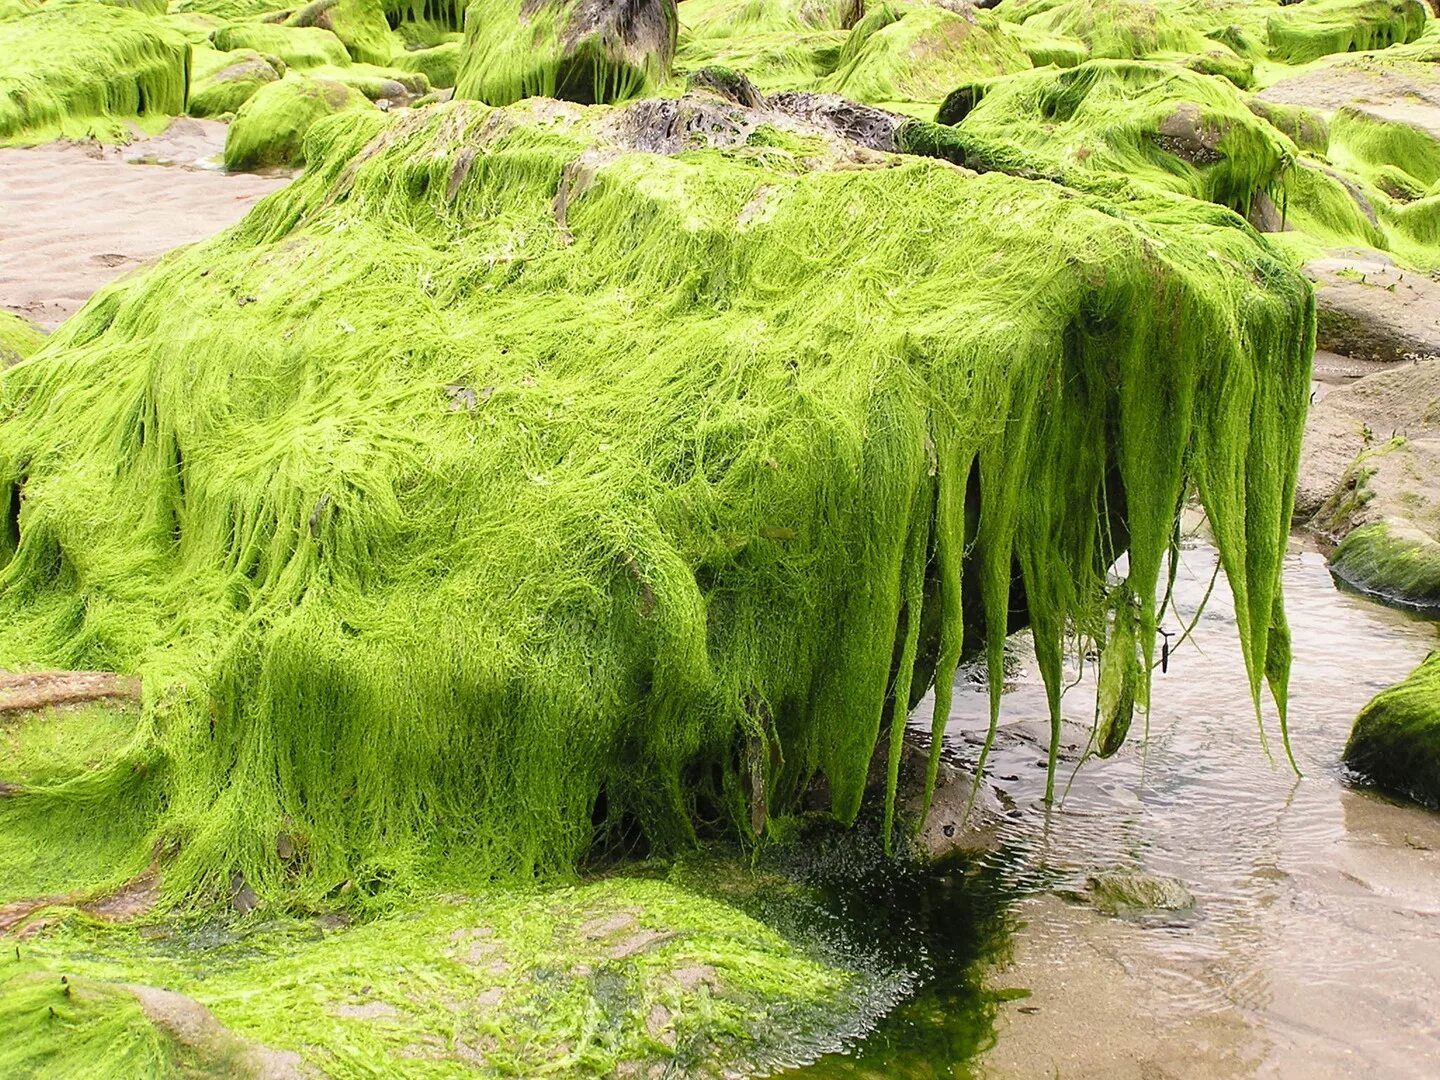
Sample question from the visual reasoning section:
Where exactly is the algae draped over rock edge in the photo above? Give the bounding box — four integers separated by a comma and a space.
0, 92, 1312, 911
1345, 650, 1440, 807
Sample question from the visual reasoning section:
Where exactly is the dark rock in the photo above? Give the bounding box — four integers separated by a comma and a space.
685, 65, 765, 108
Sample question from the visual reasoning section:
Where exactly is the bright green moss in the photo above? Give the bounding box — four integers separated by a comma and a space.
222, 74, 371, 171
389, 39, 461, 88
1248, 97, 1329, 155
309, 62, 429, 101
824, 1, 1032, 113
1345, 651, 1440, 807
1331, 103, 1440, 188
0, 311, 46, 367
455, 0, 678, 106
1267, 0, 1427, 64
1006, 0, 1215, 60
287, 0, 397, 66
212, 21, 353, 70
0, 96, 1310, 906
0, 5, 190, 144
189, 46, 285, 118
941, 59, 1296, 214
1330, 519, 1440, 610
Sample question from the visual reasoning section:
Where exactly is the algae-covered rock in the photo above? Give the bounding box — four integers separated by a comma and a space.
0, 310, 45, 367
212, 20, 353, 69
223, 74, 371, 171
1267, 0, 1427, 64
285, 0, 396, 66
189, 46, 286, 118
824, 0, 1032, 114
456, 0, 679, 105
0, 5, 190, 143
390, 38, 463, 88
1083, 869, 1195, 915
1345, 652, 1440, 807
0, 93, 1310, 902
0, 877, 878, 1077
939, 59, 1294, 213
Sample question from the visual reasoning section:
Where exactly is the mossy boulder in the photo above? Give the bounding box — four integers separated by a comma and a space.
938, 59, 1295, 213
0, 5, 190, 144
390, 38, 463, 88
0, 311, 45, 367
1267, 0, 1427, 64
1345, 652, 1440, 807
223, 74, 371, 171
285, 0, 396, 66
455, 0, 679, 105
189, 46, 286, 117
823, 0, 1032, 114
0, 92, 1311, 903
211, 20, 353, 69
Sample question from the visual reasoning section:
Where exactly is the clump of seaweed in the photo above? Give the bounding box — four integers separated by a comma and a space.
0, 4, 190, 144
0, 94, 1311, 909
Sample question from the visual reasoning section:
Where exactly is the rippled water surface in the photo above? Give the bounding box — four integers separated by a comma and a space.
794, 539, 1440, 1079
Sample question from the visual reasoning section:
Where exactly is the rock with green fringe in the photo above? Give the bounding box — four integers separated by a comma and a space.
0, 311, 46, 367
0, 92, 1311, 907
1346, 652, 1440, 807
189, 46, 287, 118
0, 4, 190, 144
455, 0, 679, 105
223, 74, 373, 171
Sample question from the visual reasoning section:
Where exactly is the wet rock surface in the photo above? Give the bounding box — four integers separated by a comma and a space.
1306, 255, 1440, 364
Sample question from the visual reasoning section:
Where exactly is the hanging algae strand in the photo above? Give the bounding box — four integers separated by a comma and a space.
0, 96, 1312, 907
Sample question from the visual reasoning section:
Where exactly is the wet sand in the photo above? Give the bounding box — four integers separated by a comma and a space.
950, 542, 1440, 1079
0, 119, 289, 330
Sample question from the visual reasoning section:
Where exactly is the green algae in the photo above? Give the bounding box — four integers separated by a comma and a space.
939, 59, 1295, 214
189, 46, 285, 118
0, 311, 46, 367
0, 94, 1310, 908
824, 1, 1032, 115
390, 39, 462, 89
455, 0, 678, 107
0, 5, 190, 145
286, 0, 397, 67
2, 873, 877, 1077
1330, 519, 1440, 611
1266, 0, 1427, 64
223, 74, 373, 171
1345, 651, 1440, 806
212, 21, 354, 70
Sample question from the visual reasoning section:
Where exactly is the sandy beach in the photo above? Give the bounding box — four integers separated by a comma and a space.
0, 119, 288, 330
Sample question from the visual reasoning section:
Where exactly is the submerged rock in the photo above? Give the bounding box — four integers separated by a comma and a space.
1082, 870, 1195, 916
1346, 651, 1440, 807
456, 0, 679, 106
